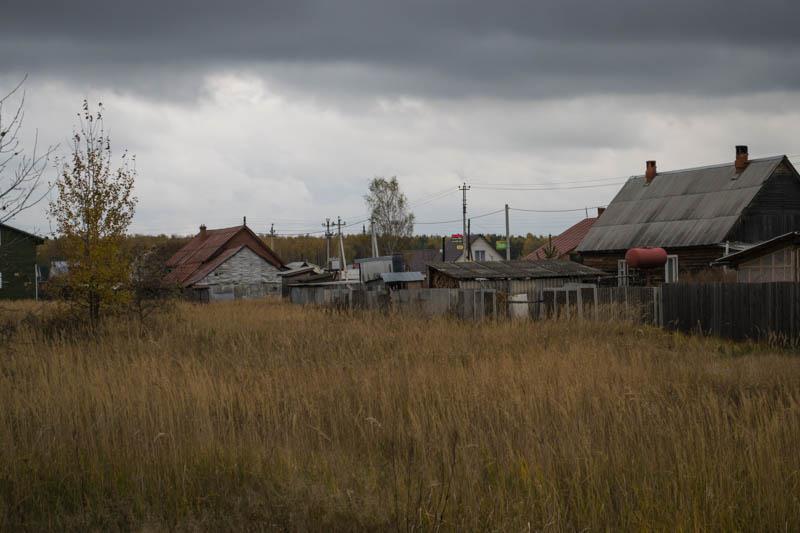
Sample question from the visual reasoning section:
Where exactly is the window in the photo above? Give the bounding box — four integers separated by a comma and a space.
665, 255, 679, 283
474, 250, 486, 261
617, 259, 628, 287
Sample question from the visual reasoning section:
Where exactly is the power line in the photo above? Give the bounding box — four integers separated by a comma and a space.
471, 181, 627, 191
510, 205, 606, 213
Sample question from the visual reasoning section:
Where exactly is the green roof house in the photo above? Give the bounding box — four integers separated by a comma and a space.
0, 223, 45, 300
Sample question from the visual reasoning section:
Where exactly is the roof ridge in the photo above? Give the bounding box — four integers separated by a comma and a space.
631, 155, 784, 178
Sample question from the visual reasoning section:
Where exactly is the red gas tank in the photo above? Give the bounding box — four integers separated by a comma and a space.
625, 247, 668, 269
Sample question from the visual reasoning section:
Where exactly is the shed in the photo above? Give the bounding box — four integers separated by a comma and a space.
365, 271, 426, 290
427, 260, 604, 292
713, 231, 800, 283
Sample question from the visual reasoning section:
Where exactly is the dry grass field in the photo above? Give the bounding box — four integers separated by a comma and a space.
1, 300, 799, 530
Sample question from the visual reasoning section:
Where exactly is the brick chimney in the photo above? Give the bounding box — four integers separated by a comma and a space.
645, 160, 657, 184
199, 224, 207, 240
735, 145, 749, 171
597, 207, 606, 217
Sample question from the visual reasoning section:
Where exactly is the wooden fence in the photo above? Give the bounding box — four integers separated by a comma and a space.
289, 287, 497, 320
661, 282, 800, 342
529, 285, 663, 325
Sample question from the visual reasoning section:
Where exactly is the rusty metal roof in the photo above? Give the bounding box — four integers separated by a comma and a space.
577, 156, 788, 252
527, 217, 597, 260
163, 225, 283, 287
427, 260, 604, 280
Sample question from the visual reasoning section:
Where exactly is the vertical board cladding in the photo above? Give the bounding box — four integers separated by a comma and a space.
661, 282, 800, 342
730, 162, 800, 243
0, 225, 41, 300
197, 246, 281, 300
580, 246, 728, 277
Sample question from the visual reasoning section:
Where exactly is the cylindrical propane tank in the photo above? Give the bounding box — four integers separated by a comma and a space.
624, 247, 668, 269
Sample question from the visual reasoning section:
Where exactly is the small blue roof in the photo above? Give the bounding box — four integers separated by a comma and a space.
380, 271, 425, 283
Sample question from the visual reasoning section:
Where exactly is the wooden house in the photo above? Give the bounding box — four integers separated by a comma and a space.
164, 224, 285, 301
576, 146, 800, 282
0, 223, 44, 300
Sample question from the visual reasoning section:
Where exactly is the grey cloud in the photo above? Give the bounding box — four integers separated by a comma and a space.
2, 1, 800, 101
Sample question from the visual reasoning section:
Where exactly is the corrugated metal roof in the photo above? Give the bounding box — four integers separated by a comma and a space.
714, 231, 800, 266
577, 156, 787, 252
527, 217, 597, 260
163, 225, 283, 287
428, 260, 604, 280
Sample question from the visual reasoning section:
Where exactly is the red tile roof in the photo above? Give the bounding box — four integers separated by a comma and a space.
526, 217, 597, 261
163, 225, 284, 287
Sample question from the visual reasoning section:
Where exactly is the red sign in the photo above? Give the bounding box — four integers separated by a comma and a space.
451, 233, 463, 239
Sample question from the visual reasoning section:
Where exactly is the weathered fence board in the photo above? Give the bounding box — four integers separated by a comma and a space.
661, 282, 800, 342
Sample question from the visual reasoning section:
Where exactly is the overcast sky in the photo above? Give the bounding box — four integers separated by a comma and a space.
2, 0, 800, 237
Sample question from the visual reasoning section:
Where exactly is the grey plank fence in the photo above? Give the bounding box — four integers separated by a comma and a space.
289, 287, 497, 320
661, 282, 800, 342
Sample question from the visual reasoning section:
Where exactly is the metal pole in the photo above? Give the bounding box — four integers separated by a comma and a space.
505, 203, 511, 261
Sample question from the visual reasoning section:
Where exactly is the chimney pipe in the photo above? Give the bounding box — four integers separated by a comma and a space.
199, 224, 207, 239
735, 145, 749, 171
645, 160, 657, 184
597, 207, 606, 217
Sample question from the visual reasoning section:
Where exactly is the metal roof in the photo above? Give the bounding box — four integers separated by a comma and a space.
713, 231, 800, 266
428, 260, 604, 280
380, 271, 425, 283
527, 217, 597, 260
577, 156, 788, 252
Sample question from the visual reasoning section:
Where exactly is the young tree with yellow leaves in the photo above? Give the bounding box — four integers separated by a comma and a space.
50, 101, 137, 326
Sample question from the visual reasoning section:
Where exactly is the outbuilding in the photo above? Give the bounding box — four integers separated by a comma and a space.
427, 259, 604, 292
713, 231, 800, 283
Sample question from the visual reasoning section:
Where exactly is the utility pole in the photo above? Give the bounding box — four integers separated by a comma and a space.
459, 182, 470, 260
467, 218, 472, 261
322, 218, 333, 268
505, 203, 511, 261
269, 223, 276, 250
370, 218, 379, 258
336, 216, 348, 277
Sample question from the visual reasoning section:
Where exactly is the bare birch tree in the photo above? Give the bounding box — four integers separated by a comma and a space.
0, 76, 55, 224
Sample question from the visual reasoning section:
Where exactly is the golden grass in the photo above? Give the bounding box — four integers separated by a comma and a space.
1, 300, 799, 530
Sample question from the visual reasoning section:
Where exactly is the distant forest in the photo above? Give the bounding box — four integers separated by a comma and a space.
37, 231, 549, 273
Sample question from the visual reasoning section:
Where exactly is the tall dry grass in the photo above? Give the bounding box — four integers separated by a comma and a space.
1, 300, 799, 530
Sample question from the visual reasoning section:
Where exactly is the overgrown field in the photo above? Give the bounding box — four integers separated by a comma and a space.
1, 300, 799, 530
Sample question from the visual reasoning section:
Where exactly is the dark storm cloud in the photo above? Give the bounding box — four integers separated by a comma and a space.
3, 0, 800, 99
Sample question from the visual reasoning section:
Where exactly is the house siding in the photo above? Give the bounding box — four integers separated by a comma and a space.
197, 247, 281, 300
457, 238, 504, 262
580, 246, 727, 278
728, 162, 800, 243
0, 226, 40, 300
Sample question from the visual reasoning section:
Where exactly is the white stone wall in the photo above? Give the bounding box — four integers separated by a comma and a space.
197, 247, 281, 300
